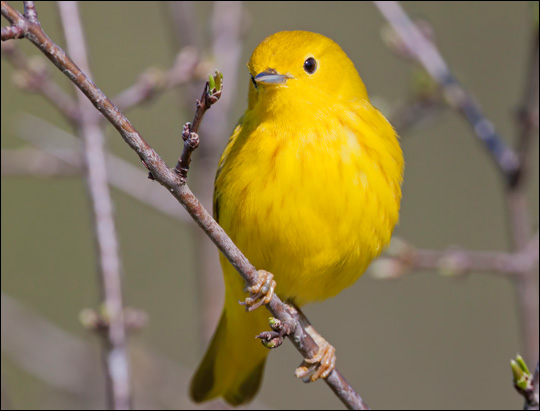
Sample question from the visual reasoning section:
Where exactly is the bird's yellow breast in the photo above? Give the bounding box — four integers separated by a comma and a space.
215, 100, 402, 305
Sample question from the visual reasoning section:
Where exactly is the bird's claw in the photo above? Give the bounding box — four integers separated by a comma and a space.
295, 328, 336, 382
239, 270, 276, 312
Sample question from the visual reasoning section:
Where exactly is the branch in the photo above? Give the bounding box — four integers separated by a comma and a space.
2, 292, 271, 409
514, 27, 539, 189
56, 2, 131, 409
14, 115, 190, 224
1, 147, 81, 176
1, 2, 367, 408
374, 0, 539, 366
371, 234, 539, 280
390, 92, 447, 136
373, 1, 520, 185
529, 362, 540, 411
184, 1, 247, 343
1, 23, 22, 39
112, 47, 202, 112
173, 72, 222, 182
1, 42, 81, 123
505, 20, 540, 364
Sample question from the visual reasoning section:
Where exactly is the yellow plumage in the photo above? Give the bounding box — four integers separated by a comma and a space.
191, 30, 403, 405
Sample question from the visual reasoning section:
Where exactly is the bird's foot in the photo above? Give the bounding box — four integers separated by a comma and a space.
295, 325, 336, 382
240, 270, 276, 312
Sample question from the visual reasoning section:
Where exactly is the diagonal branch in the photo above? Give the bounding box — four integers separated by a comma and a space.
514, 28, 539, 189
1, 42, 81, 122
13, 115, 191, 223
373, 1, 520, 185
1, 1, 367, 409
374, 0, 539, 366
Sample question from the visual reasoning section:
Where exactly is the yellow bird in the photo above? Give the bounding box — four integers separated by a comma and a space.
190, 30, 403, 405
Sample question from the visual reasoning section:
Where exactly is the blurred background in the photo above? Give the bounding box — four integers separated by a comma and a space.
1, 1, 538, 409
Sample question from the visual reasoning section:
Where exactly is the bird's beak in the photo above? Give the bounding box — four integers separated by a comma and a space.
254, 69, 291, 86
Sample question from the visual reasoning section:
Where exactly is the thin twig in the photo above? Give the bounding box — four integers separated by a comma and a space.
182, 0, 245, 344
1, 42, 81, 123
167, 1, 199, 51
374, 0, 539, 366
1, 293, 270, 409
372, 235, 539, 280
57, 2, 131, 409
1, 147, 81, 176
112, 47, 202, 113
505, 21, 539, 363
14, 115, 190, 223
1, 2, 367, 408
174, 74, 222, 181
390, 93, 447, 136
521, 360, 540, 410
22, 0, 36, 23
527, 361, 540, 411
373, 1, 520, 185
514, 28, 539, 188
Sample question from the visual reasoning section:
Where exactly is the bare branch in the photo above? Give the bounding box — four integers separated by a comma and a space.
22, 1, 37, 23
1, 42, 81, 122
390, 93, 447, 136
505, 21, 539, 364
514, 28, 539, 188
14, 115, 190, 223
529, 361, 540, 411
374, 0, 539, 367
1, 2, 368, 408
1, 147, 81, 176
2, 293, 275, 409
185, 0, 246, 343
372, 235, 539, 280
513, 355, 540, 410
57, 2, 131, 409
112, 47, 202, 112
374, 1, 520, 185
174, 75, 222, 181
1, 23, 23, 39
167, 1, 199, 49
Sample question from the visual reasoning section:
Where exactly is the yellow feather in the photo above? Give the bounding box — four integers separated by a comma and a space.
191, 30, 403, 405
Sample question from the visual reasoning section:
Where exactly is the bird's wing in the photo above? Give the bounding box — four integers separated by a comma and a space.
213, 117, 245, 223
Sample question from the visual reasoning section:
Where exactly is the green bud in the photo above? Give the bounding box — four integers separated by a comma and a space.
261, 338, 278, 349
214, 70, 223, 92
516, 354, 530, 374
511, 354, 532, 391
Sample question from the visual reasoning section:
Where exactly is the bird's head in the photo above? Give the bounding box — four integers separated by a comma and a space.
247, 31, 369, 113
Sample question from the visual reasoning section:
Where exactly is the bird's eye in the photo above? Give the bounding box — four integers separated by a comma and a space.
303, 57, 317, 74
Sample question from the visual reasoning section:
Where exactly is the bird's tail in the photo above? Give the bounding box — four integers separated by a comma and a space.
190, 298, 270, 405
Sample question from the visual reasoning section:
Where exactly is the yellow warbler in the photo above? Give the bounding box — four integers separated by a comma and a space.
190, 30, 403, 405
